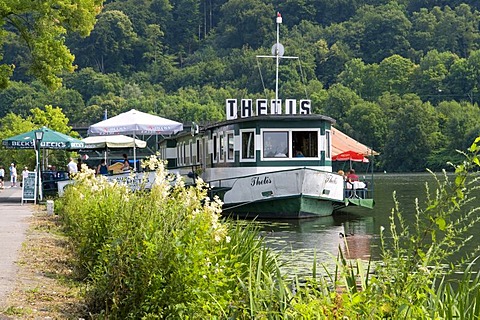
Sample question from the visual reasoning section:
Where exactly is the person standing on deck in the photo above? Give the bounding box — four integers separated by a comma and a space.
67, 157, 77, 178
346, 169, 359, 182
97, 159, 109, 175
122, 154, 130, 172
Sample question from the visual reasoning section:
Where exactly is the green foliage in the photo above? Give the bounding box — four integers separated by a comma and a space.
0, 0, 103, 90
0, 106, 78, 170
383, 96, 441, 172
0, 113, 36, 169
215, 0, 275, 50
358, 138, 480, 318
54, 140, 480, 318
0, 81, 41, 118
428, 261, 480, 319
73, 10, 138, 74
57, 158, 282, 318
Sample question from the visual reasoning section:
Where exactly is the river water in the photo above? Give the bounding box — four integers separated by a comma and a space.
248, 173, 479, 277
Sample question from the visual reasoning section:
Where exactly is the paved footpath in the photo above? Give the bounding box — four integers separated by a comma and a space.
0, 185, 33, 309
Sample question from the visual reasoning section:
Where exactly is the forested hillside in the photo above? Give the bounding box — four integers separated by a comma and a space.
2, 0, 480, 172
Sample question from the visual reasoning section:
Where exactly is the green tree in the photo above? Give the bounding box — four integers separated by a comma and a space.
411, 50, 459, 102
437, 100, 480, 152
0, 105, 77, 170
313, 40, 353, 87
441, 51, 480, 104
465, 49, 480, 103
311, 0, 367, 25
72, 10, 138, 73
62, 68, 123, 102
276, 0, 317, 27
0, 113, 36, 169
84, 93, 129, 124
0, 81, 40, 117
321, 84, 362, 128
383, 96, 441, 172
143, 24, 176, 83
0, 0, 103, 90
346, 100, 388, 152
433, 5, 480, 58
164, 57, 227, 91
353, 3, 412, 63
215, 0, 274, 50
48, 88, 86, 125
306, 79, 328, 114
444, 56, 471, 101
165, 0, 201, 55
376, 54, 416, 95
337, 58, 382, 100
409, 8, 438, 55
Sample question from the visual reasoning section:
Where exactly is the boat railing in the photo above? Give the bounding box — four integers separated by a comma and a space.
344, 178, 373, 200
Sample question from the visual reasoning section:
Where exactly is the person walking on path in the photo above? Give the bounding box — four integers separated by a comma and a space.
21, 166, 29, 187
0, 165, 4, 189
9, 163, 17, 187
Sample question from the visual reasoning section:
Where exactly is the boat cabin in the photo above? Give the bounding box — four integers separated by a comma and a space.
158, 113, 336, 184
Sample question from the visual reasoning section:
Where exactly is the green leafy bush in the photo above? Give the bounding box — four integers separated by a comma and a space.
57, 157, 283, 318
56, 138, 480, 318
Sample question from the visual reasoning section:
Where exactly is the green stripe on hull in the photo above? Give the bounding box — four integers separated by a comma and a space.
347, 198, 375, 209
223, 195, 334, 219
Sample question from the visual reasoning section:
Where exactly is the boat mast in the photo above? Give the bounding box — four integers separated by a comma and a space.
275, 12, 281, 112
257, 12, 297, 114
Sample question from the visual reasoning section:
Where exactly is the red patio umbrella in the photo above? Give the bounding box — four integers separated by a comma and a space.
332, 150, 369, 163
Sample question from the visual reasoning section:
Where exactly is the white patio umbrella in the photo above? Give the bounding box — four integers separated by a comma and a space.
82, 135, 148, 165
87, 109, 183, 170
82, 135, 147, 149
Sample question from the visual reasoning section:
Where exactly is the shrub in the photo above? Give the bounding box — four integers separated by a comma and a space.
57, 157, 282, 318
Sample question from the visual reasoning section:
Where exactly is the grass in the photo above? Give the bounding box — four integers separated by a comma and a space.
0, 208, 86, 319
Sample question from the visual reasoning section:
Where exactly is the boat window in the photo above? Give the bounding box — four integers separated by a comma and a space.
241, 131, 255, 160
177, 144, 182, 165
227, 132, 234, 161
196, 139, 201, 164
263, 131, 289, 158
189, 141, 194, 164
213, 134, 218, 162
325, 130, 331, 159
219, 133, 225, 162
183, 142, 187, 165
292, 131, 318, 158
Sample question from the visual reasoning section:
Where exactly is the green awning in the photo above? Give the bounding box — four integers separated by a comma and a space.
2, 126, 84, 150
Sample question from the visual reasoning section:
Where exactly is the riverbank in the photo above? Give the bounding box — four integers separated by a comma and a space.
0, 211, 84, 319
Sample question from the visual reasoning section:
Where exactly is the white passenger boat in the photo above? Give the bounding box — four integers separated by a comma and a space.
157, 13, 374, 219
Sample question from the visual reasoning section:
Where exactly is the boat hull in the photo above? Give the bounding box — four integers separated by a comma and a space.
208, 168, 345, 219
222, 194, 336, 219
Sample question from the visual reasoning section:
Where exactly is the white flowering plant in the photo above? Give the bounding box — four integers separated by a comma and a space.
57, 155, 280, 318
